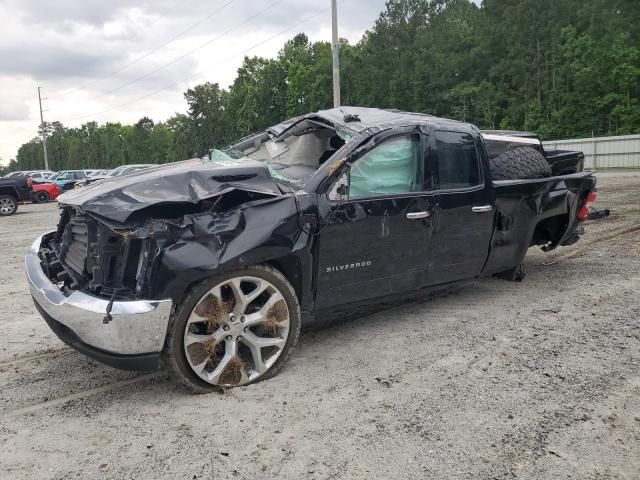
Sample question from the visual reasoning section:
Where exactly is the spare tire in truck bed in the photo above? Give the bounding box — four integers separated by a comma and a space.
489, 146, 552, 180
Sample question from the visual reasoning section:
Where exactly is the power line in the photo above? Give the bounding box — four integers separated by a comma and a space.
47, 0, 235, 100
146, 0, 191, 29
83, 0, 285, 103
61, 3, 337, 123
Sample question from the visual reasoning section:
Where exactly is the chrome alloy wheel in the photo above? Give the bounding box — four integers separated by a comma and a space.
0, 197, 16, 215
183, 276, 291, 387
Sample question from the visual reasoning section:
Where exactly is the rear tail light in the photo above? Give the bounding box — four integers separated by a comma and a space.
26, 177, 33, 188
578, 190, 597, 221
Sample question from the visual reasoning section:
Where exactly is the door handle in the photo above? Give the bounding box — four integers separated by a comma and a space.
406, 211, 431, 220
472, 205, 493, 213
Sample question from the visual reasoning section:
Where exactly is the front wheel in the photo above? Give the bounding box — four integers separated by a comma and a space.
165, 265, 301, 393
0, 195, 18, 216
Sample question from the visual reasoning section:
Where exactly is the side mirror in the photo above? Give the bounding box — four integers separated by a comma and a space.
328, 171, 349, 202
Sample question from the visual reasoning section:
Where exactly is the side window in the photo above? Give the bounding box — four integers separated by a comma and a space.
434, 131, 481, 189
349, 134, 421, 199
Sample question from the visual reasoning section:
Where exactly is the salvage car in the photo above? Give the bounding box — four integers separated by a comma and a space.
26, 107, 597, 392
50, 170, 88, 191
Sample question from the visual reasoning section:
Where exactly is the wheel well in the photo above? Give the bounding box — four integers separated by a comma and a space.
266, 255, 302, 300
174, 256, 303, 308
530, 214, 569, 246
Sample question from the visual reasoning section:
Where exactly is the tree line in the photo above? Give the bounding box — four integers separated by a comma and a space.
5, 0, 639, 174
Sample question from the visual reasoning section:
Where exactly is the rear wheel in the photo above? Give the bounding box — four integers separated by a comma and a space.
489, 146, 552, 180
34, 191, 50, 203
165, 265, 301, 393
0, 195, 18, 216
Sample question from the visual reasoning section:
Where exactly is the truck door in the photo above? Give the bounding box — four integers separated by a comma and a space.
315, 129, 436, 309
426, 130, 495, 284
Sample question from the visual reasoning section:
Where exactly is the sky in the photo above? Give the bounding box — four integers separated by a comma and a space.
0, 0, 389, 165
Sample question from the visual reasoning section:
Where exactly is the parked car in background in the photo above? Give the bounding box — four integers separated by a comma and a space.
31, 172, 57, 183
50, 170, 87, 191
75, 164, 155, 188
0, 175, 32, 216
83, 169, 108, 178
8, 172, 60, 203
30, 174, 56, 185
4, 171, 38, 178
5, 171, 56, 184
31, 182, 60, 203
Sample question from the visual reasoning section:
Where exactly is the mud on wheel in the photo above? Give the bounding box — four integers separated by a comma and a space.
165, 265, 301, 393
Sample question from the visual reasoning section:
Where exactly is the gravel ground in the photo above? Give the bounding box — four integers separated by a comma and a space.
0, 172, 639, 480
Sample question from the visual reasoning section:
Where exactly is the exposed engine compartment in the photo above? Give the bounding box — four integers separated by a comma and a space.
39, 206, 156, 300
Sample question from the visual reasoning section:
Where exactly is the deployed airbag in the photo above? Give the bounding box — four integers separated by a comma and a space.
349, 136, 419, 198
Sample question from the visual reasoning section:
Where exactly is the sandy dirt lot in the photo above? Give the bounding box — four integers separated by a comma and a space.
1, 172, 639, 480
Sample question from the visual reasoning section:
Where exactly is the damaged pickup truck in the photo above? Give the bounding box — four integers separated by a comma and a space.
26, 107, 597, 392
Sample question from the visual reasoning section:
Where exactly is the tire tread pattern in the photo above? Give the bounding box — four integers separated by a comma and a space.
489, 146, 552, 181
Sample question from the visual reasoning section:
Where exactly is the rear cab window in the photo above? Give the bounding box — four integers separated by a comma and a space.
433, 131, 482, 190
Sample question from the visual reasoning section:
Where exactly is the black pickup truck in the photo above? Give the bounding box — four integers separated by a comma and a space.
0, 175, 32, 216
26, 107, 597, 392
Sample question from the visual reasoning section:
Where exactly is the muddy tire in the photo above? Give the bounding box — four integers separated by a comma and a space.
34, 191, 50, 203
0, 195, 18, 216
164, 264, 301, 394
489, 146, 552, 180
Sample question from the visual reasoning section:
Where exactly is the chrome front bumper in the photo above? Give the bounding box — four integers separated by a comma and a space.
25, 234, 173, 356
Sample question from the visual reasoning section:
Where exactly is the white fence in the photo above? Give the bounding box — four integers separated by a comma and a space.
543, 134, 640, 169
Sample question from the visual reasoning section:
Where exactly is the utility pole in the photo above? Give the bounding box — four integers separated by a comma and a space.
331, 0, 341, 108
37, 86, 50, 170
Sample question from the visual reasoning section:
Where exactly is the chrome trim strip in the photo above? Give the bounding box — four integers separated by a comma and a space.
26, 234, 173, 355
481, 133, 541, 145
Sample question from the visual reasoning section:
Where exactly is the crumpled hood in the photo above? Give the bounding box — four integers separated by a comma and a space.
57, 157, 282, 224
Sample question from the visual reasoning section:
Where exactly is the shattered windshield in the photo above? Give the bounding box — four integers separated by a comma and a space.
220, 120, 347, 188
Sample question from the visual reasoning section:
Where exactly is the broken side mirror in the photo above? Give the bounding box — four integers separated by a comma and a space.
328, 171, 349, 202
